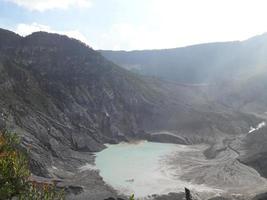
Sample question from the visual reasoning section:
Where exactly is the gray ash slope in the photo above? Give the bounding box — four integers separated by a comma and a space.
0, 28, 266, 199
0, 28, 163, 174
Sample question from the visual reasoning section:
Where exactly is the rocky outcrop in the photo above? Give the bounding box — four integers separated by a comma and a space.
146, 131, 187, 144
252, 192, 267, 200
237, 126, 267, 178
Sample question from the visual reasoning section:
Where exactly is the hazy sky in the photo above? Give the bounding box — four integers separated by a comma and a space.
1, 0, 267, 50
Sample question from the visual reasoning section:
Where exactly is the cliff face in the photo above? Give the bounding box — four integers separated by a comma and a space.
0, 30, 166, 176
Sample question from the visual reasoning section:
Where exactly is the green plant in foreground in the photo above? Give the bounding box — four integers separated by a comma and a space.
0, 130, 64, 200
18, 181, 65, 200
129, 194, 135, 200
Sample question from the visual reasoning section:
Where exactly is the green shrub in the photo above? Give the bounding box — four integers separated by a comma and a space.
129, 194, 135, 200
0, 130, 64, 200
18, 182, 65, 200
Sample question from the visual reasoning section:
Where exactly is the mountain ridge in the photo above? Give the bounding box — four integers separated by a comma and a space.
100, 33, 267, 84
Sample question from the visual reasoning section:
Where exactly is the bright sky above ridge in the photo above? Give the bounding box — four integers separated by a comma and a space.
1, 0, 267, 50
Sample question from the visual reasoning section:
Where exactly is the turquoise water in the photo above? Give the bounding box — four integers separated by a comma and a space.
91, 140, 264, 199
95, 141, 183, 197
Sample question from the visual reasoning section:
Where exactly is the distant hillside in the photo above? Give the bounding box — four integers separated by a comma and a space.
100, 33, 267, 84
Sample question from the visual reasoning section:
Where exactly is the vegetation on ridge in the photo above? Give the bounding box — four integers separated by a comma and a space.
0, 130, 64, 200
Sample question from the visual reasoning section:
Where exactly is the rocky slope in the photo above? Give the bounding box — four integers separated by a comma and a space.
238, 126, 267, 178
0, 28, 265, 199
0, 29, 160, 174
